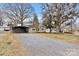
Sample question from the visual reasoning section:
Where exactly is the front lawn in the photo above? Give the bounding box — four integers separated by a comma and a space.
35, 32, 79, 44
0, 32, 26, 56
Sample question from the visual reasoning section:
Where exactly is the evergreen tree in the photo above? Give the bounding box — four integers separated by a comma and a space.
33, 14, 39, 32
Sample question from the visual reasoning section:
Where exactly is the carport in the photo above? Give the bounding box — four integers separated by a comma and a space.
12, 26, 29, 33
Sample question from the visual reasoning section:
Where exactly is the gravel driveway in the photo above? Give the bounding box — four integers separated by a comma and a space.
14, 33, 79, 56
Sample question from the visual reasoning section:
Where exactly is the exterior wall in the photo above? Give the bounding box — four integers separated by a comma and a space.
38, 26, 46, 32
0, 26, 10, 31
29, 27, 36, 32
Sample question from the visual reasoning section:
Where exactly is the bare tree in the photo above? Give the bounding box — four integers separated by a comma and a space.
3, 3, 33, 26
65, 3, 79, 32
42, 4, 55, 33
42, 3, 79, 33
0, 10, 5, 26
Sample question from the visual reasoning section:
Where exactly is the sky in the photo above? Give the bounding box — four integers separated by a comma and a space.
31, 3, 42, 17
31, 3, 42, 23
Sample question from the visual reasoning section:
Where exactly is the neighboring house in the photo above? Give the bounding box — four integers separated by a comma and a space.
38, 23, 46, 32
0, 26, 10, 31
61, 19, 76, 32
23, 19, 34, 32
0, 26, 4, 31
23, 21, 46, 32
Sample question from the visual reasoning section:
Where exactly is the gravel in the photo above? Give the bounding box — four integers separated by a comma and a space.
14, 33, 79, 56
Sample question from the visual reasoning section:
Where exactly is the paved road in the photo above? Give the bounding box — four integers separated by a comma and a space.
14, 33, 79, 56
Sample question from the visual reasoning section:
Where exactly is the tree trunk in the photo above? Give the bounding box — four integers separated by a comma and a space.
70, 19, 73, 33
49, 28, 52, 33
56, 25, 61, 33
55, 22, 61, 33
49, 14, 52, 33
55, 16, 61, 33
21, 19, 23, 26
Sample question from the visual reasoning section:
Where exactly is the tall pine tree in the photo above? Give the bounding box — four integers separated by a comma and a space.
33, 14, 39, 32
